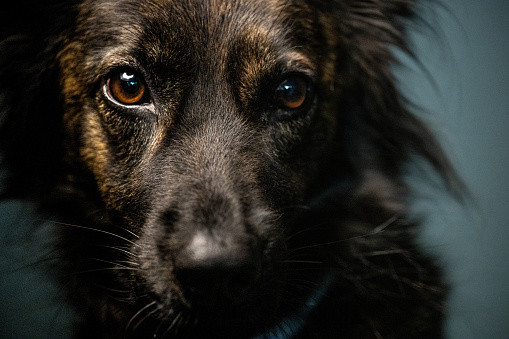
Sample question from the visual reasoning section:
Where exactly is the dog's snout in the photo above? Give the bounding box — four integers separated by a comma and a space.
175, 232, 262, 307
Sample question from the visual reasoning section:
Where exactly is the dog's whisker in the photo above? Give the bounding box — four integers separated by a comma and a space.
360, 249, 406, 257
286, 214, 402, 255
283, 259, 322, 265
49, 221, 139, 246
371, 214, 400, 233
112, 224, 140, 239
97, 245, 136, 258
82, 212, 141, 240
5, 253, 66, 273
93, 284, 131, 295
126, 301, 158, 331
287, 278, 324, 289
286, 239, 349, 254
68, 267, 139, 276
117, 260, 139, 267
284, 224, 322, 242
278, 204, 312, 212
84, 257, 134, 269
286, 267, 324, 274
60, 209, 140, 240
160, 310, 185, 339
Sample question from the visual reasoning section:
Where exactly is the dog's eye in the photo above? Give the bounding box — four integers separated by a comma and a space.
107, 71, 148, 105
274, 76, 310, 110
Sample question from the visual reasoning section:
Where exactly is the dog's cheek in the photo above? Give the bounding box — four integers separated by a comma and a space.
264, 109, 339, 204
60, 90, 154, 220
69, 106, 154, 208
58, 46, 157, 222
134, 226, 181, 308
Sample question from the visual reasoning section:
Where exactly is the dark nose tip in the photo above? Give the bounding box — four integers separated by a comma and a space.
175, 233, 262, 307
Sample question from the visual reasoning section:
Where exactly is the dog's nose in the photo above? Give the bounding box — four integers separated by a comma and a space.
175, 232, 262, 307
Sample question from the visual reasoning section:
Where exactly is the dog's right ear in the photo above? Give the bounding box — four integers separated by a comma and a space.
0, 1, 79, 197
0, 0, 80, 39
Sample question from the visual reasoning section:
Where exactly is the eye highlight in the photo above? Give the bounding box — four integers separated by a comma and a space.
107, 71, 149, 105
274, 75, 310, 110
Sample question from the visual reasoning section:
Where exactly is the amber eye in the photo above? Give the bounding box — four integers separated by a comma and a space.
107, 71, 148, 105
274, 76, 310, 110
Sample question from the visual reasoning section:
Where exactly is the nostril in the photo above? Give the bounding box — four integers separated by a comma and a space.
161, 209, 179, 226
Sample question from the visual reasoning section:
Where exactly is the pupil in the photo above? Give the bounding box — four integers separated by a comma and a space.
284, 83, 296, 96
277, 77, 307, 108
120, 72, 140, 94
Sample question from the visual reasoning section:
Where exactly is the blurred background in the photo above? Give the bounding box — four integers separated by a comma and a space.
399, 1, 509, 338
1, 1, 508, 338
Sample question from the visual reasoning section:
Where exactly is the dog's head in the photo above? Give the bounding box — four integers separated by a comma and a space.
56, 1, 343, 334
0, 0, 455, 337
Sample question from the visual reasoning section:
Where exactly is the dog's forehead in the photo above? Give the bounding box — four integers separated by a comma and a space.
79, 1, 294, 49
76, 0, 318, 70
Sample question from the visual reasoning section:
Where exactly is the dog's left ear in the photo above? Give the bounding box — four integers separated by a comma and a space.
327, 0, 461, 192
338, 0, 419, 77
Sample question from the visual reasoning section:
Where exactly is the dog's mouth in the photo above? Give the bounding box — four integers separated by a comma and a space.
126, 227, 280, 337
124, 224, 333, 338
128, 269, 332, 339
127, 279, 282, 338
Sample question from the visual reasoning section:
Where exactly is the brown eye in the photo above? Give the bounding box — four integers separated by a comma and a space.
275, 76, 309, 110
107, 71, 148, 105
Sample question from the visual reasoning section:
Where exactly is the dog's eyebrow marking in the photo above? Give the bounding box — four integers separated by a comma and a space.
281, 51, 315, 72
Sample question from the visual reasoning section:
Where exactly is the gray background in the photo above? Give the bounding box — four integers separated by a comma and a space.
400, 1, 509, 338
1, 1, 508, 338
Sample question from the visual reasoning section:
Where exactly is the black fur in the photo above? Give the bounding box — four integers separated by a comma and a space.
0, 1, 457, 338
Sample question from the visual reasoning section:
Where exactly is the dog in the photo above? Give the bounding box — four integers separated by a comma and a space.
0, 0, 458, 338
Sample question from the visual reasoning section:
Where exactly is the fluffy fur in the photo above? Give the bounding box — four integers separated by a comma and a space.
0, 0, 456, 338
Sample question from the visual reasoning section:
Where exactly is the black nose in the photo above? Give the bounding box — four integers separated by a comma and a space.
175, 232, 262, 307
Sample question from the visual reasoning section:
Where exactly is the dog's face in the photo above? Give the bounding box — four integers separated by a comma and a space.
58, 0, 342, 335
0, 0, 452, 337
60, 0, 340, 216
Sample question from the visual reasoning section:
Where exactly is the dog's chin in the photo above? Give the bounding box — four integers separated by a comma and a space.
126, 267, 278, 337
133, 271, 333, 339
153, 282, 284, 337
127, 298, 278, 338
